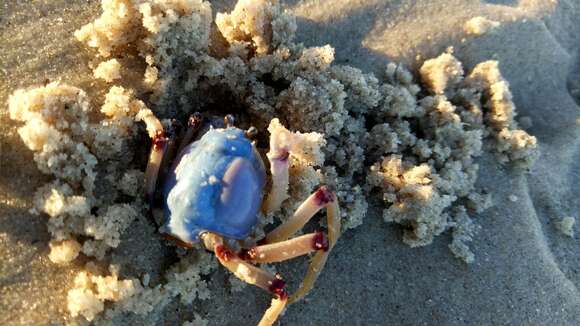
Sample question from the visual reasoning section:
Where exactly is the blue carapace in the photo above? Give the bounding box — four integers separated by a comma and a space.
161, 127, 266, 243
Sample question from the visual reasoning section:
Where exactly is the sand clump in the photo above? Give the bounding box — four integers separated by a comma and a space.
48, 239, 82, 264
7, 0, 541, 323
464, 61, 539, 167
215, 0, 295, 56
67, 251, 215, 323
93, 59, 122, 82
8, 82, 153, 260
366, 52, 535, 261
464, 17, 501, 36
555, 216, 575, 237
67, 266, 143, 321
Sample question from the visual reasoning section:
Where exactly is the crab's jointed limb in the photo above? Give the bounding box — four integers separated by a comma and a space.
138, 109, 167, 204
264, 186, 339, 245
262, 186, 341, 303
240, 231, 329, 263
200, 232, 288, 326
262, 148, 290, 215
141, 112, 203, 212
259, 296, 287, 326
176, 112, 203, 156
261, 120, 341, 304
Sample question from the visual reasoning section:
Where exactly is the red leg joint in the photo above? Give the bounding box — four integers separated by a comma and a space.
312, 231, 329, 252
314, 186, 335, 206
269, 275, 288, 300
238, 247, 257, 261
153, 130, 168, 151
215, 245, 234, 262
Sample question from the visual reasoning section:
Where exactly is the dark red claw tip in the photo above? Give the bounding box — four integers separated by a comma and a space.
313, 231, 329, 252
314, 186, 334, 206
269, 277, 288, 300
215, 245, 234, 262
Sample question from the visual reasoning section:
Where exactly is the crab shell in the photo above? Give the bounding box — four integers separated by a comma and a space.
161, 127, 266, 243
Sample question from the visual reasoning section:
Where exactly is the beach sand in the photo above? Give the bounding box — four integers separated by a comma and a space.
1, 0, 578, 325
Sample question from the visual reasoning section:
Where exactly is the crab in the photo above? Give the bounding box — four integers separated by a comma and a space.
138, 111, 341, 326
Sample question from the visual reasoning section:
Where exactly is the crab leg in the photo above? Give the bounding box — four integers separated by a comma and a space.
264, 186, 340, 245
263, 118, 297, 215
262, 186, 341, 304
290, 206, 339, 303
259, 297, 287, 326
240, 232, 328, 263
175, 112, 203, 155
144, 133, 167, 203
262, 149, 290, 214
137, 109, 167, 204
200, 232, 288, 326
290, 251, 328, 303
289, 196, 339, 304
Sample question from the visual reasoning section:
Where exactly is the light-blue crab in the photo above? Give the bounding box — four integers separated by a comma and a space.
140, 113, 341, 326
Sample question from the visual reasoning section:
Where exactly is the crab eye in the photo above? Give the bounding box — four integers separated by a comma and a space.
215, 157, 264, 233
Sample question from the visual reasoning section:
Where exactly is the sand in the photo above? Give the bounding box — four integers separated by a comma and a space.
1, 0, 578, 325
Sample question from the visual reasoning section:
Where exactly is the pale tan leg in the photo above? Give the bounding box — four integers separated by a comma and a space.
261, 186, 341, 304
259, 297, 286, 326
240, 232, 328, 263
200, 232, 288, 326
264, 186, 340, 245
289, 246, 329, 304
138, 111, 167, 204
290, 198, 339, 303
263, 117, 295, 215
262, 149, 290, 215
